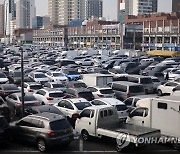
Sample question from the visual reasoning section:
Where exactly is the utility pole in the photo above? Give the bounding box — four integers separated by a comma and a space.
20, 47, 25, 117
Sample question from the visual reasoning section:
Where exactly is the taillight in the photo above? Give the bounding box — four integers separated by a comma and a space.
47, 131, 57, 136
72, 113, 79, 118
28, 89, 33, 92
126, 92, 130, 98
17, 103, 22, 107
97, 94, 104, 97
46, 97, 54, 100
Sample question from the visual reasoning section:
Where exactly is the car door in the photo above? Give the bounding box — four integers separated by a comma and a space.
77, 109, 95, 136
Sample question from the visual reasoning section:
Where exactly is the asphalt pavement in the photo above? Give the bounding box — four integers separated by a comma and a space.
0, 136, 179, 154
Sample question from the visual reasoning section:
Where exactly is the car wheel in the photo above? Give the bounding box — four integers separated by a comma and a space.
37, 139, 47, 152
81, 130, 89, 141
91, 63, 94, 65
42, 102, 45, 105
157, 89, 163, 96
116, 143, 123, 152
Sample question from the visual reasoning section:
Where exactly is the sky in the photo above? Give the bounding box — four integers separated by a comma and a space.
0, 0, 172, 20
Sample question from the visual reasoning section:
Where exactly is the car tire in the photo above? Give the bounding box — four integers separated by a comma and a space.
42, 102, 45, 105
81, 130, 89, 141
116, 143, 123, 152
157, 89, 163, 96
37, 139, 47, 152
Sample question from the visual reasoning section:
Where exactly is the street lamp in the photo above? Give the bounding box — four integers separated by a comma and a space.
19, 47, 25, 117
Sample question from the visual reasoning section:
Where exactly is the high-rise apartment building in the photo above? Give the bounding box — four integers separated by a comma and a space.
48, 0, 85, 25
16, 0, 36, 28
125, 0, 158, 16
4, 0, 15, 36
85, 0, 103, 19
0, 4, 4, 38
117, 0, 125, 23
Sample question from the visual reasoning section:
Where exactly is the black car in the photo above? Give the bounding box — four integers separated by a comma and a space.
0, 96, 11, 122
0, 116, 10, 144
66, 81, 87, 88
10, 113, 74, 152
66, 88, 94, 101
0, 84, 20, 99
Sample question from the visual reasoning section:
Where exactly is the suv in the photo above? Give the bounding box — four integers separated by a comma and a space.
10, 113, 74, 152
108, 81, 145, 101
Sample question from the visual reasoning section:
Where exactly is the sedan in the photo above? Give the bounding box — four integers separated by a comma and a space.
6, 93, 41, 117
45, 72, 68, 82
28, 72, 49, 85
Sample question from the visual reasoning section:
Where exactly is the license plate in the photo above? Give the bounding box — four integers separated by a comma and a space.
62, 137, 69, 141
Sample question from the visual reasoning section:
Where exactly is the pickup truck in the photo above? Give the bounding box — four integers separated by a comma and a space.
75, 105, 161, 152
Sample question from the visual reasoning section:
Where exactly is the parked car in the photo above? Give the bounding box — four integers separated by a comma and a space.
66, 81, 87, 88
87, 86, 115, 98
28, 72, 49, 85
66, 88, 94, 101
45, 71, 68, 82
33, 88, 65, 105
108, 81, 145, 101
23, 82, 43, 93
157, 81, 180, 96
0, 84, 20, 99
91, 98, 128, 120
44, 82, 66, 92
54, 98, 91, 127
61, 69, 81, 81
0, 96, 11, 122
0, 116, 9, 144
151, 76, 162, 92
10, 113, 74, 152
6, 93, 41, 117
75, 58, 94, 66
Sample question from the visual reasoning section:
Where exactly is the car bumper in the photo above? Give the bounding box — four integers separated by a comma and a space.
46, 134, 74, 145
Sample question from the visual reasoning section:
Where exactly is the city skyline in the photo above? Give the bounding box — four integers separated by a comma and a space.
0, 0, 172, 20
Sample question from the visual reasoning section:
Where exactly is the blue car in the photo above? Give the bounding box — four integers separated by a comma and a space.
61, 69, 81, 81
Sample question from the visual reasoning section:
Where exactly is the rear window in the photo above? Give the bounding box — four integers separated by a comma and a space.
30, 85, 42, 90
74, 83, 87, 88
152, 79, 160, 83
140, 78, 153, 84
129, 86, 144, 93
20, 95, 37, 101
100, 89, 114, 94
50, 119, 71, 130
49, 92, 64, 98
78, 92, 94, 100
3, 85, 19, 91
74, 102, 91, 110
116, 105, 128, 111
52, 84, 65, 88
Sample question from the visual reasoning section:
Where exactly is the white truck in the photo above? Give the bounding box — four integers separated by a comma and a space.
75, 105, 160, 152
126, 96, 180, 150
82, 73, 113, 87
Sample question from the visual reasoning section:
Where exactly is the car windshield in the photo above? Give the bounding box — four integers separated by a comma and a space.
74, 102, 91, 110
0, 73, 6, 78
129, 86, 144, 93
3, 85, 19, 91
52, 84, 65, 88
50, 119, 71, 131
30, 85, 43, 90
49, 92, 64, 98
74, 83, 87, 88
78, 92, 94, 100
14, 72, 21, 77
53, 73, 64, 77
20, 95, 37, 101
35, 74, 46, 78
116, 105, 128, 111
100, 89, 114, 94
68, 71, 80, 75
140, 78, 153, 84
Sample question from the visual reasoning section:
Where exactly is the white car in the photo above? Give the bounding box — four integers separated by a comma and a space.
90, 98, 128, 120
54, 98, 92, 119
28, 72, 49, 84
87, 86, 115, 98
168, 70, 180, 80
157, 81, 180, 96
45, 71, 68, 82
0, 72, 9, 84
33, 88, 64, 105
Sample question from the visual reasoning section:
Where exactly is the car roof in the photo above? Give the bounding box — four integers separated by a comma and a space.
68, 98, 88, 104
88, 86, 112, 89
95, 98, 124, 105
68, 87, 90, 92
28, 112, 64, 122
